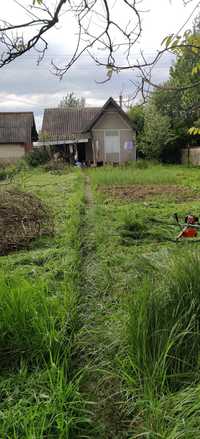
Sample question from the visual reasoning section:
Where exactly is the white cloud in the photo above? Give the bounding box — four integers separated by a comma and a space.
0, 0, 198, 130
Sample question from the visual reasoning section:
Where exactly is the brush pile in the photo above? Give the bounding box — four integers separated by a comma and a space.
0, 189, 54, 255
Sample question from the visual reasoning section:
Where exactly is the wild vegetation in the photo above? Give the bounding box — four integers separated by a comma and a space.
1, 163, 200, 437
0, 169, 93, 437
128, 18, 200, 163
83, 163, 200, 437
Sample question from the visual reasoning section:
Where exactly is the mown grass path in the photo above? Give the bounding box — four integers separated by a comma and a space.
76, 174, 128, 439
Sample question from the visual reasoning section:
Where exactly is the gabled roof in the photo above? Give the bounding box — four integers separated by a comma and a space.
41, 97, 135, 141
42, 107, 100, 140
83, 97, 135, 131
0, 112, 38, 144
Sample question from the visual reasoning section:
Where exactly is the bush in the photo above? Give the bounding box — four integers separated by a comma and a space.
135, 159, 149, 169
15, 159, 29, 172
43, 159, 68, 173
0, 167, 7, 181
25, 148, 51, 167
0, 163, 18, 181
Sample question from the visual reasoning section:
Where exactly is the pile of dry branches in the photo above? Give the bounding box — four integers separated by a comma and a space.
0, 189, 54, 255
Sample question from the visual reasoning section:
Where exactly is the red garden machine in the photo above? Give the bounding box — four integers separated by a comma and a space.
174, 213, 200, 240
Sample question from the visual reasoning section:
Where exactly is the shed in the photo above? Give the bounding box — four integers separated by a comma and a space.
0, 112, 38, 162
40, 97, 136, 164
181, 147, 200, 166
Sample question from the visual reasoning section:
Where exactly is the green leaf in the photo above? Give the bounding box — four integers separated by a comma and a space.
161, 34, 174, 48
33, 0, 43, 5
188, 127, 200, 135
192, 63, 200, 75
192, 47, 199, 54
106, 65, 113, 79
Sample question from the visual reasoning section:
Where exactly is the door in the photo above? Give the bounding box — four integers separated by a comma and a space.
104, 130, 120, 162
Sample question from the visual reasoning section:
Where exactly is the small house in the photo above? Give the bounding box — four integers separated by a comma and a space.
40, 97, 136, 164
0, 112, 38, 162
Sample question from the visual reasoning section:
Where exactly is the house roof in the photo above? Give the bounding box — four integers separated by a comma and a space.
83, 97, 135, 131
42, 107, 100, 140
0, 112, 38, 144
42, 97, 135, 141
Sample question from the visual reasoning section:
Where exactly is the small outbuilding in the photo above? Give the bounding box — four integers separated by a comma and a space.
0, 112, 38, 162
40, 97, 136, 165
181, 147, 200, 166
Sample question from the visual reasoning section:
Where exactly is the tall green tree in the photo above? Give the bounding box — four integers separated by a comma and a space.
139, 102, 177, 162
143, 21, 200, 162
161, 16, 200, 137
128, 105, 145, 134
58, 93, 85, 108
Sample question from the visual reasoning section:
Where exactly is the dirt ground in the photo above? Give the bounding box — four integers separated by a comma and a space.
99, 185, 198, 202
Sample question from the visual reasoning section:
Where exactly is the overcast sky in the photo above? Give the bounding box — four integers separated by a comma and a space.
0, 0, 198, 128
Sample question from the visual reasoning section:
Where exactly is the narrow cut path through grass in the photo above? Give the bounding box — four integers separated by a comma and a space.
76, 174, 129, 439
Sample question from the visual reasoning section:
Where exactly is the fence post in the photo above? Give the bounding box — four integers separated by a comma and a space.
187, 144, 190, 167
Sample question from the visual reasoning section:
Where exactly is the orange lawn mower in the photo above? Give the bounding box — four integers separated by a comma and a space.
173, 213, 200, 240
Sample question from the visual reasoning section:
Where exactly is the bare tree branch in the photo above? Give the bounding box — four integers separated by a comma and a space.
0, 0, 143, 76
0, 0, 199, 102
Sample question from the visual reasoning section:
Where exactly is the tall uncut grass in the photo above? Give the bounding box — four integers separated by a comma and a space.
88, 163, 200, 189
89, 164, 180, 186
0, 170, 93, 437
0, 366, 91, 439
0, 272, 70, 368
123, 249, 200, 436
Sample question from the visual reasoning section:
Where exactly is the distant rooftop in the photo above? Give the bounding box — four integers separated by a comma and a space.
0, 112, 38, 144
42, 107, 100, 140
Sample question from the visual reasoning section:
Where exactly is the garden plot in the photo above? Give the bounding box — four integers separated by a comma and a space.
99, 184, 197, 202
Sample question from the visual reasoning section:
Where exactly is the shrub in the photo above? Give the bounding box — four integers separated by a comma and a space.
15, 158, 29, 172
135, 159, 149, 169
43, 159, 68, 173
0, 163, 17, 181
25, 148, 51, 167
0, 167, 7, 181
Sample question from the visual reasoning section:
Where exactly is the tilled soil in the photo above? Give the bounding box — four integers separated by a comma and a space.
99, 184, 198, 202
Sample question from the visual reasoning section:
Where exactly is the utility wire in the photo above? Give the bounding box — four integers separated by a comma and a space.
13, 0, 41, 20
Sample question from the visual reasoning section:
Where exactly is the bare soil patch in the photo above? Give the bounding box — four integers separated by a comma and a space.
99, 185, 197, 202
0, 189, 54, 255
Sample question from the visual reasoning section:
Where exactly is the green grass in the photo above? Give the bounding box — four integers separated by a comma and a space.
0, 367, 91, 439
118, 249, 200, 437
88, 163, 198, 187
127, 250, 200, 385
0, 169, 93, 437
2, 163, 200, 437
82, 164, 200, 437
